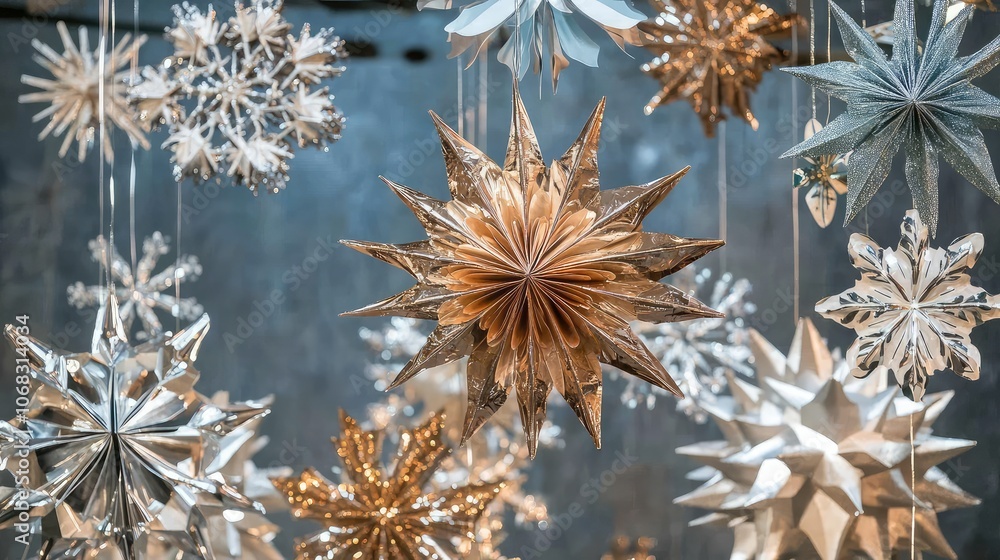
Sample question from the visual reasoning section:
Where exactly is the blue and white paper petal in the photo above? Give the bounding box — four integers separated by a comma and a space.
419, 0, 644, 87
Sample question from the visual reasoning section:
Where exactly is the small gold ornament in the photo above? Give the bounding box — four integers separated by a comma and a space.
638, 0, 801, 136
273, 411, 506, 560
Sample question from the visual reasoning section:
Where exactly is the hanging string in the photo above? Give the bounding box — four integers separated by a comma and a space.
457, 57, 465, 139
809, 0, 816, 121
129, 0, 139, 274
98, 0, 117, 293
860, 0, 867, 28
790, 0, 801, 323
717, 121, 727, 271
826, 1, 832, 124
910, 413, 916, 560
477, 47, 489, 151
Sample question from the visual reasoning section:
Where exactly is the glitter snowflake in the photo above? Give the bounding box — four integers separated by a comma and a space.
619, 267, 755, 421
130, 0, 347, 194
20, 21, 149, 162
67, 231, 203, 340
360, 318, 557, 538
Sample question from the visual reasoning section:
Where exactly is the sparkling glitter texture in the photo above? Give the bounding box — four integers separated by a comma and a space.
638, 0, 801, 137
782, 0, 1000, 235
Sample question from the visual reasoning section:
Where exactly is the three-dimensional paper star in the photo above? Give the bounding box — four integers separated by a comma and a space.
638, 0, 801, 136
676, 319, 980, 560
816, 210, 1000, 401
343, 85, 723, 456
0, 292, 272, 558
273, 411, 505, 560
782, 0, 1000, 234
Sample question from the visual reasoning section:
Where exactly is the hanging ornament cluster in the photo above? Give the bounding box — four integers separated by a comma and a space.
816, 210, 1000, 401
638, 0, 801, 136
67, 232, 203, 340
20, 21, 149, 162
273, 411, 506, 560
343, 85, 724, 456
359, 318, 556, 529
794, 120, 849, 228
0, 295, 280, 559
617, 266, 754, 422
419, 0, 644, 88
130, 0, 347, 194
675, 319, 980, 560
782, 0, 1000, 234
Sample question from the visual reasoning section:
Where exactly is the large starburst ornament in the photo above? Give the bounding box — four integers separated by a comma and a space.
795, 120, 849, 228
676, 319, 980, 560
418, 0, 644, 88
622, 266, 754, 421
273, 411, 505, 560
782, 0, 1000, 234
67, 232, 203, 340
0, 293, 275, 558
638, 0, 801, 137
816, 210, 1000, 402
20, 21, 149, 162
130, 0, 346, 194
343, 85, 724, 456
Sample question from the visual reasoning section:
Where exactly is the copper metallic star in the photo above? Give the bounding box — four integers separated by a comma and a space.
273, 411, 505, 560
638, 0, 801, 137
343, 85, 724, 456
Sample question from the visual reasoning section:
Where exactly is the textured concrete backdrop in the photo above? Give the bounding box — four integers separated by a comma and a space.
0, 1, 998, 558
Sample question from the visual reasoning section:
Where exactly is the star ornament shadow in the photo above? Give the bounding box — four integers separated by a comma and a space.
781, 0, 1000, 235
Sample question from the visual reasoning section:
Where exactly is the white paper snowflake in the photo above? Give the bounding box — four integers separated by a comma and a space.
67, 231, 203, 339
130, 0, 347, 194
619, 267, 755, 422
20, 21, 149, 162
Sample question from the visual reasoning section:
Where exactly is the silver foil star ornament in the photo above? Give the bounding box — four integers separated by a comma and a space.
816, 210, 1000, 401
675, 319, 980, 560
781, 0, 1000, 235
0, 292, 275, 559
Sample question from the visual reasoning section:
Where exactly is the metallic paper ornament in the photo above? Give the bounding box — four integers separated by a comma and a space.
794, 120, 849, 228
0, 293, 275, 559
20, 21, 149, 162
621, 266, 754, 421
418, 0, 644, 89
130, 0, 346, 194
67, 232, 203, 340
638, 0, 801, 137
781, 0, 1000, 235
603, 536, 657, 559
676, 319, 980, 560
343, 85, 724, 457
360, 317, 557, 530
273, 411, 505, 560
816, 209, 1000, 402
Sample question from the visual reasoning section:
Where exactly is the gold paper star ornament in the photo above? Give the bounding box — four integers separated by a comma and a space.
344, 86, 724, 456
274, 411, 505, 560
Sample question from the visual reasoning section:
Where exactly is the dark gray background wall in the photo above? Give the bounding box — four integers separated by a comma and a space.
0, 0, 998, 558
